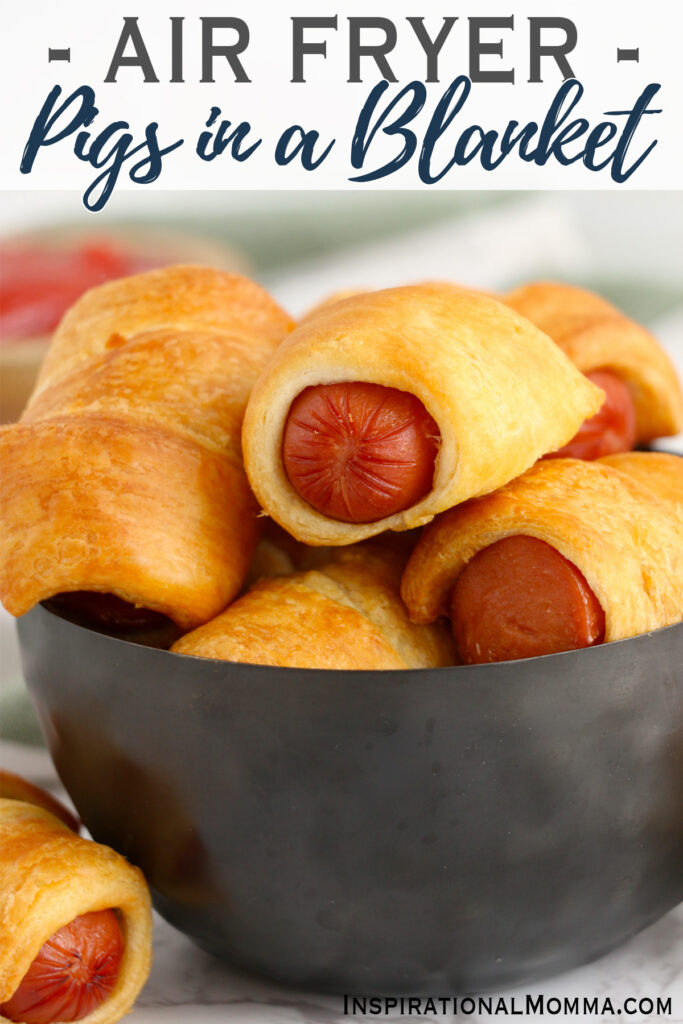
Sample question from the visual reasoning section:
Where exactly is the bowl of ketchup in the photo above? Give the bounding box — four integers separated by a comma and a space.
0, 227, 247, 423
16, 602, 683, 995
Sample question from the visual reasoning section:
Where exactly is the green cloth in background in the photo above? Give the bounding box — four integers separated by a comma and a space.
126, 192, 510, 273
0, 677, 44, 746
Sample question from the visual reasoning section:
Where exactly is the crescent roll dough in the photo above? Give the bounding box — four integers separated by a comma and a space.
0, 798, 152, 1024
0, 266, 293, 629
0, 770, 79, 833
504, 282, 683, 441
402, 455, 683, 642
599, 451, 683, 514
173, 545, 456, 669
242, 283, 603, 545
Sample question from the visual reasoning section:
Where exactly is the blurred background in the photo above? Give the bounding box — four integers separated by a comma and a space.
2, 188, 682, 312
1, 187, 682, 741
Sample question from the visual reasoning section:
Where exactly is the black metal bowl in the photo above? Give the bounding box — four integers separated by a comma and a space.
17, 605, 683, 994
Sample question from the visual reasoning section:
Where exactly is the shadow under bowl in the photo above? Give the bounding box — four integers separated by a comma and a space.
17, 605, 683, 994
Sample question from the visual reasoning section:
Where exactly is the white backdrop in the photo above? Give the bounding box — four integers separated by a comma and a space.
1, 0, 682, 199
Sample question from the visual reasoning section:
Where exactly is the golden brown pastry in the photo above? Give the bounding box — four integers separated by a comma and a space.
504, 282, 683, 446
244, 536, 300, 588
0, 266, 293, 630
0, 770, 79, 834
599, 451, 683, 513
302, 288, 367, 321
402, 455, 683, 663
0, 797, 152, 1024
302, 283, 495, 323
244, 518, 344, 588
0, 226, 249, 425
244, 519, 423, 590
242, 283, 603, 545
173, 545, 456, 669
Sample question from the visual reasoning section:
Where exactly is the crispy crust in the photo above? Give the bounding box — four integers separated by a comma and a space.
0, 799, 152, 1024
302, 289, 367, 321
242, 283, 603, 545
0, 266, 293, 628
401, 456, 683, 642
504, 282, 683, 440
31, 265, 288, 397
173, 546, 456, 669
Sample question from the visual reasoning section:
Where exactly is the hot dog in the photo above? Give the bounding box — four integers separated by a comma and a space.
282, 382, 440, 523
0, 911, 123, 1024
0, 798, 152, 1024
450, 535, 606, 664
243, 284, 603, 546
46, 592, 170, 630
546, 370, 636, 461
503, 281, 683, 445
401, 458, 683, 657
44, 591, 181, 649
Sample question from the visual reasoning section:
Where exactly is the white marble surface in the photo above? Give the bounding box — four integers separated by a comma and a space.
0, 739, 681, 1024
136, 904, 683, 1023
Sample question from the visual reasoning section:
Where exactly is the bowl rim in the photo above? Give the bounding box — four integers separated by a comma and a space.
20, 602, 683, 679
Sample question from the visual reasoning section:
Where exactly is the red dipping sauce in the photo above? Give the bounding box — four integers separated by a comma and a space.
0, 240, 160, 343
